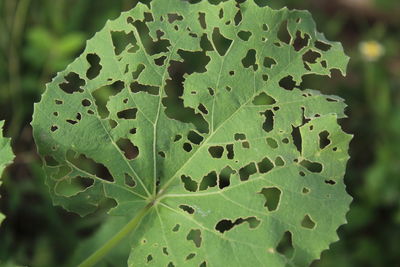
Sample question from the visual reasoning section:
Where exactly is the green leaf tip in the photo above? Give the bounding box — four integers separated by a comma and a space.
32, 0, 352, 266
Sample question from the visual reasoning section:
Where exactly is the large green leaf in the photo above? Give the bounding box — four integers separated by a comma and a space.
32, 0, 352, 266
0, 121, 14, 226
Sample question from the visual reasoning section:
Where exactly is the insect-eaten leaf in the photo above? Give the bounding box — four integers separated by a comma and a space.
32, 0, 352, 266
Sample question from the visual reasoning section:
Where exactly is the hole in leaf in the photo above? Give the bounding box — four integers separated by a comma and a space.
262, 110, 274, 132
219, 166, 235, 189
183, 142, 193, 152
132, 64, 145, 79
111, 31, 137, 55
301, 214, 316, 229
325, 179, 336, 185
241, 49, 258, 70
177, 50, 210, 74
167, 13, 183, 23
163, 247, 169, 255
50, 125, 58, 132
154, 56, 166, 66
300, 160, 323, 173
263, 57, 276, 68
260, 187, 281, 211
187, 131, 204, 145
198, 12, 206, 29
275, 156, 285, 166
116, 138, 139, 160
124, 173, 136, 187
187, 229, 202, 248
293, 31, 310, 51
218, 8, 224, 19
186, 253, 196, 260
82, 99, 91, 107
277, 20, 290, 44
276, 231, 294, 258
242, 141, 250, 149
117, 108, 138, 119
86, 54, 102, 79
279, 75, 296, 91
234, 133, 246, 141
302, 187, 310, 194
252, 92, 276, 105
303, 50, 321, 64
174, 135, 182, 142
215, 217, 260, 234
66, 150, 114, 182
131, 20, 171, 55
319, 131, 331, 149
66, 119, 78, 125
208, 146, 224, 158
142, 12, 153, 22
198, 104, 209, 115
291, 126, 302, 153
60, 72, 85, 94
163, 60, 208, 133
109, 119, 117, 129
172, 224, 180, 232
212, 28, 232, 56
180, 204, 195, 214
315, 41, 332, 51
226, 144, 234, 160
234, 10, 242, 26
199, 171, 217, 191
181, 175, 198, 192
258, 157, 274, 174
266, 137, 278, 149
238, 31, 252, 41
92, 81, 125, 118
239, 162, 257, 181
147, 255, 153, 263
130, 81, 159, 95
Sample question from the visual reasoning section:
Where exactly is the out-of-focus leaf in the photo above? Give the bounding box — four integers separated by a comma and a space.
58, 33, 86, 56
0, 121, 15, 226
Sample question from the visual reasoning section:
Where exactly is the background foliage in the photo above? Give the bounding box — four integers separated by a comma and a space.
0, 0, 399, 266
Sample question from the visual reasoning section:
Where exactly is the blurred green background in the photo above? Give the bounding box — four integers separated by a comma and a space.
0, 0, 399, 266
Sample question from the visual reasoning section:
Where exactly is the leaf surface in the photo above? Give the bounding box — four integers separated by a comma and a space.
0, 121, 15, 226
32, 0, 352, 266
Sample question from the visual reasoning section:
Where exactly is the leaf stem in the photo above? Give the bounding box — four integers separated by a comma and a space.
78, 203, 153, 267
